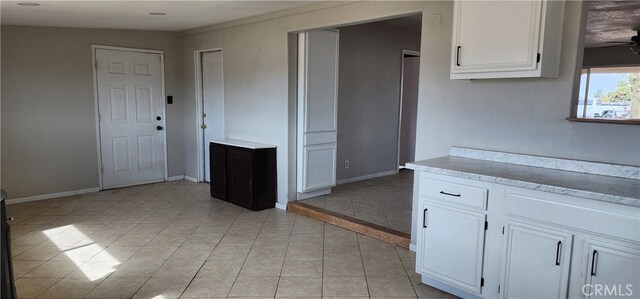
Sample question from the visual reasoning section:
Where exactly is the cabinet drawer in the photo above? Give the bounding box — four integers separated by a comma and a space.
420, 178, 487, 210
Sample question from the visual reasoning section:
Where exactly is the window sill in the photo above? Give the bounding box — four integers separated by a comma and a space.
566, 117, 640, 125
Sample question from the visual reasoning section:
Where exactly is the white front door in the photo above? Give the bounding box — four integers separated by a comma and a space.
297, 30, 339, 194
95, 48, 166, 189
201, 50, 225, 182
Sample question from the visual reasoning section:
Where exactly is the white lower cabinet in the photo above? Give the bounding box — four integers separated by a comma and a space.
413, 173, 640, 299
501, 221, 573, 298
417, 199, 486, 294
583, 240, 640, 298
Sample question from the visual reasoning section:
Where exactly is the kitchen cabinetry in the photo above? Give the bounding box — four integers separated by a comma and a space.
583, 240, 640, 298
411, 172, 640, 299
209, 140, 277, 211
501, 221, 572, 299
417, 201, 486, 294
450, 0, 565, 79
416, 177, 488, 295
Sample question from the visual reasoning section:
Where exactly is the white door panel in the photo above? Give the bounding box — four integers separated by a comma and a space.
417, 201, 486, 294
304, 145, 337, 191
96, 48, 165, 189
584, 240, 640, 299
297, 30, 339, 193
201, 51, 225, 182
502, 221, 572, 299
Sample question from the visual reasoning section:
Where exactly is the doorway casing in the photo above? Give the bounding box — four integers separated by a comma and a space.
194, 48, 225, 182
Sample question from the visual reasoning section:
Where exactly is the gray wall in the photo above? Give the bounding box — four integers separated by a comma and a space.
1, 25, 184, 198
180, 1, 639, 206
335, 21, 420, 181
414, 0, 640, 167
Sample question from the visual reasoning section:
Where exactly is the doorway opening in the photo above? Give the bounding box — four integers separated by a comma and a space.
194, 49, 225, 182
93, 45, 168, 190
292, 14, 422, 245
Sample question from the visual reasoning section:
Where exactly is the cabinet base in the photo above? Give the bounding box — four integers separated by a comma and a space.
421, 275, 482, 299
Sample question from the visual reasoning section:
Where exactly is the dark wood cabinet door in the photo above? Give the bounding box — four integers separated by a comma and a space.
210, 143, 228, 200
226, 147, 254, 208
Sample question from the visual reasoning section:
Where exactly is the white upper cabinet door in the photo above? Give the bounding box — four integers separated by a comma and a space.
297, 30, 339, 193
583, 240, 640, 299
502, 221, 573, 299
416, 200, 486, 294
451, 0, 565, 79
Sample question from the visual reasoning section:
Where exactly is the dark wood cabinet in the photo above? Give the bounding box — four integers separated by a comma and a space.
209, 140, 276, 211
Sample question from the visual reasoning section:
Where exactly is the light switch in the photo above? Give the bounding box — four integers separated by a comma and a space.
432, 13, 442, 26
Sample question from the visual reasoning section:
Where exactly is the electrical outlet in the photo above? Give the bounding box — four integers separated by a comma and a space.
344, 160, 350, 169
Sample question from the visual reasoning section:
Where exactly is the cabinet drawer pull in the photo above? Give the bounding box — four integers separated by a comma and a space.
423, 208, 428, 228
440, 191, 461, 197
591, 250, 598, 276
456, 46, 461, 66
555, 241, 562, 266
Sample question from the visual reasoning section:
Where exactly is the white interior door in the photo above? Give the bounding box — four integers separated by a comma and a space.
96, 48, 166, 189
297, 30, 339, 194
201, 50, 225, 182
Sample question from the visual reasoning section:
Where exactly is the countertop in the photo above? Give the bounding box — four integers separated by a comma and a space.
407, 156, 640, 207
210, 139, 276, 149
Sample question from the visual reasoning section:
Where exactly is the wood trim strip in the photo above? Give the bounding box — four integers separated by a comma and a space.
566, 117, 640, 125
287, 201, 411, 248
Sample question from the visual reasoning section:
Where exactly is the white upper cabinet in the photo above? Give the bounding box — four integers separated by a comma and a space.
450, 0, 565, 79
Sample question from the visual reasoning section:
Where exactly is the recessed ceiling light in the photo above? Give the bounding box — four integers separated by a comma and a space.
149, 12, 166, 16
17, 2, 40, 6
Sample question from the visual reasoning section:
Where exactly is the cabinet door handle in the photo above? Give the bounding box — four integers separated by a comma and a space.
590, 250, 598, 276
555, 241, 562, 266
423, 208, 428, 228
456, 46, 461, 66
440, 191, 461, 197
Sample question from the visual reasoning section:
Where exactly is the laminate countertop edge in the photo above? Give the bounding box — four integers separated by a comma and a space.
407, 156, 640, 208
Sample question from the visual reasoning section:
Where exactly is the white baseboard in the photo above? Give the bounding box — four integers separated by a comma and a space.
167, 175, 185, 181
184, 176, 198, 183
6, 187, 101, 205
409, 243, 416, 252
275, 202, 287, 210
336, 169, 399, 185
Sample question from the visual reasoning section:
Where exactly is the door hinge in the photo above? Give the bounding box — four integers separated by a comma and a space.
498, 285, 501, 293
484, 221, 488, 230
481, 277, 484, 287
95, 62, 99, 69
536, 53, 541, 63
101, 165, 104, 173
502, 226, 505, 234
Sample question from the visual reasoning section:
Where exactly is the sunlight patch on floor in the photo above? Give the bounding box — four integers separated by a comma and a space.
42, 225, 120, 281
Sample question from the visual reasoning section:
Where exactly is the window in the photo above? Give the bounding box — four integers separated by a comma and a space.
575, 66, 640, 121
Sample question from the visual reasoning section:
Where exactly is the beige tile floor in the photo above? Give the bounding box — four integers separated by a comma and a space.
302, 170, 414, 234
7, 179, 455, 299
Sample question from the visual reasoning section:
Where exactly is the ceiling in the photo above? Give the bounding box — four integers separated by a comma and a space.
585, 1, 640, 48
0, 1, 318, 32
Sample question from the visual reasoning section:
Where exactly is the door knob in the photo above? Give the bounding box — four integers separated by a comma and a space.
156, 126, 163, 131
201, 124, 207, 129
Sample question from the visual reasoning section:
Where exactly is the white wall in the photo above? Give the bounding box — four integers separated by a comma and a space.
335, 20, 421, 181
180, 1, 639, 206
1, 25, 184, 198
